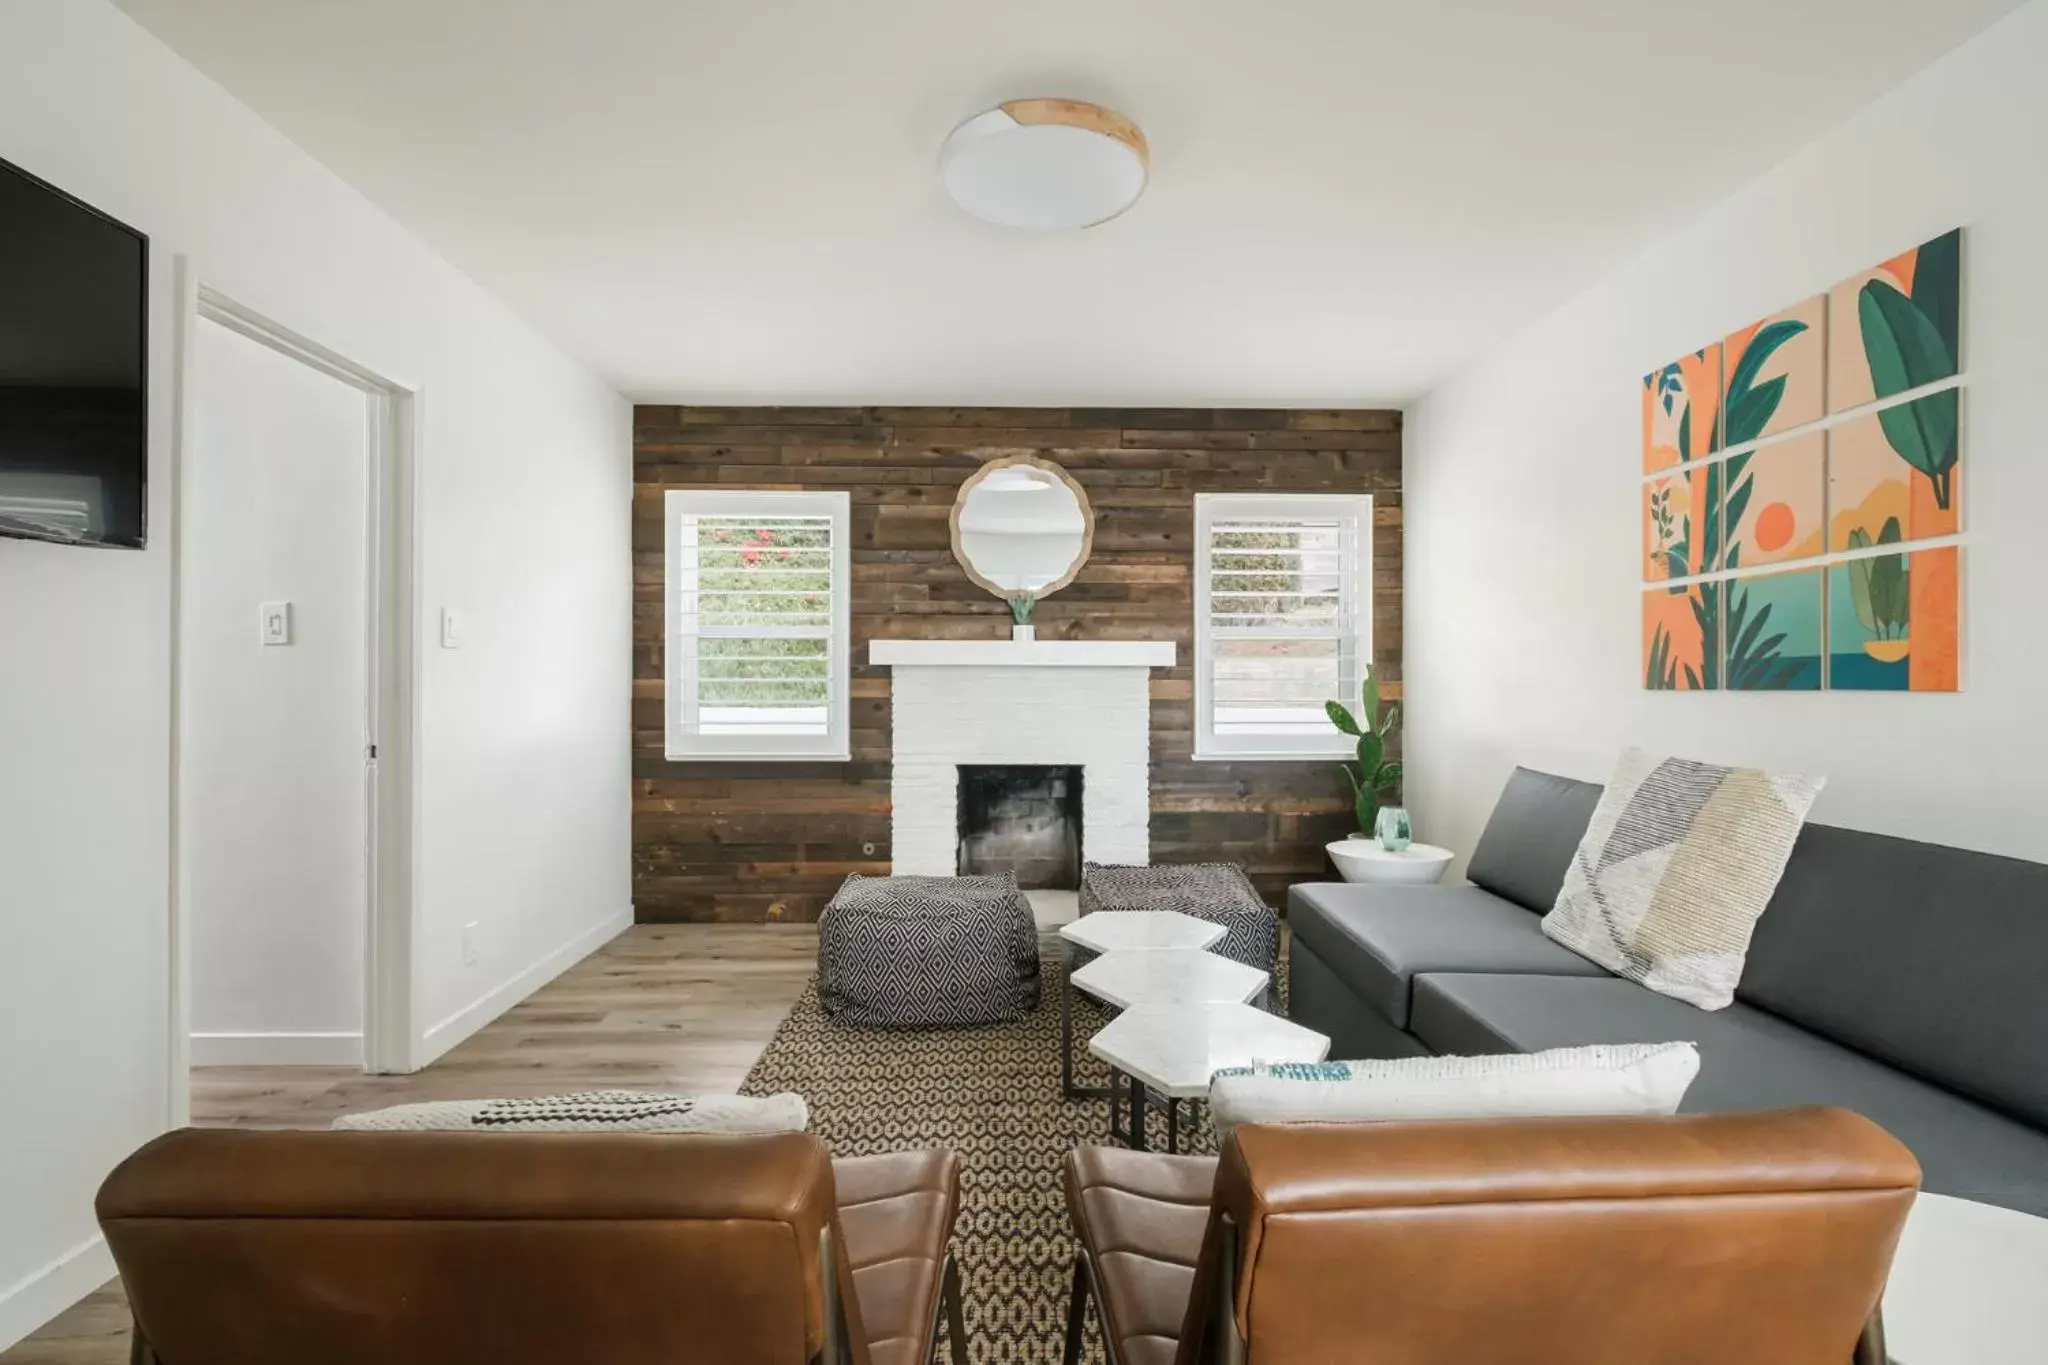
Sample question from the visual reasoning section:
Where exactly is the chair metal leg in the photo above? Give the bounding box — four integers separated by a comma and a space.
942, 1252, 968, 1365
820, 1226, 853, 1365
128, 1322, 159, 1365
1063, 1251, 1091, 1365
1852, 1307, 1887, 1365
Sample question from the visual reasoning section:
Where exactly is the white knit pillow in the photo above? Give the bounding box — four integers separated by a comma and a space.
1544, 748, 1824, 1010
333, 1090, 808, 1134
1208, 1042, 1699, 1138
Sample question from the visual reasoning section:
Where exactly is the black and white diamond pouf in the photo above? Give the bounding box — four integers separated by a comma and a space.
1077, 861, 1279, 973
817, 873, 1042, 1028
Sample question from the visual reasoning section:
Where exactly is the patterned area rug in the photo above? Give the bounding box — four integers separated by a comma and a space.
742, 939, 1282, 1364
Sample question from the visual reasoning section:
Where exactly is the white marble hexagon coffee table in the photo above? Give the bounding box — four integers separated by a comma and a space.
1056, 911, 1230, 1099
1088, 1002, 1330, 1152
1069, 947, 1269, 1011
1059, 909, 1227, 955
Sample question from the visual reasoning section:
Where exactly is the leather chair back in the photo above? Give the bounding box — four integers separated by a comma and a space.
1182, 1107, 1919, 1365
97, 1127, 869, 1365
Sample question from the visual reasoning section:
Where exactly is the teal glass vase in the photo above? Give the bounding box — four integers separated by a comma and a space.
1374, 805, 1413, 853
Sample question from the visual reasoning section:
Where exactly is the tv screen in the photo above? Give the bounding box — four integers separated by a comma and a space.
0, 156, 148, 549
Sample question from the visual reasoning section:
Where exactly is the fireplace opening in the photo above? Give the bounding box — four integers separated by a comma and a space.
957, 765, 1083, 890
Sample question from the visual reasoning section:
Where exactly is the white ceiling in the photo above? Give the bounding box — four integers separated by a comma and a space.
116, 0, 2020, 405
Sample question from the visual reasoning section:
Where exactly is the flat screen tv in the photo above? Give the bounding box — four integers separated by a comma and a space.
0, 156, 148, 549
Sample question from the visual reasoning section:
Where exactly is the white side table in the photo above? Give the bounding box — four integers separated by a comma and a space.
1326, 839, 1454, 885
1057, 911, 1226, 1099
1088, 1002, 1330, 1152
1882, 1192, 2048, 1364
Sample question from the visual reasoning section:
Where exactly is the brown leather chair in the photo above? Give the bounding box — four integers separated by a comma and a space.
97, 1127, 965, 1365
1063, 1106, 1919, 1365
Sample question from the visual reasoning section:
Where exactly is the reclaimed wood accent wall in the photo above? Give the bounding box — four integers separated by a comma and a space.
633, 407, 1403, 922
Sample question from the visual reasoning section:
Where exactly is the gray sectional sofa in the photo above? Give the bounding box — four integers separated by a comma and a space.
1288, 767, 2048, 1216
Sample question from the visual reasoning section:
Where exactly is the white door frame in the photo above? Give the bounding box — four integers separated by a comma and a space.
168, 268, 421, 1121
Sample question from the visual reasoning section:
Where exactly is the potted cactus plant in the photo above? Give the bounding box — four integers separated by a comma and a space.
1324, 668, 1403, 837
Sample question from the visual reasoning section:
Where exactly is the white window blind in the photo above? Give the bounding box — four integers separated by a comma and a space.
1193, 493, 1373, 758
664, 490, 851, 760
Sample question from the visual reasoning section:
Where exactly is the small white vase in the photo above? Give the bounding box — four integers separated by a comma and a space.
1012, 623, 1035, 642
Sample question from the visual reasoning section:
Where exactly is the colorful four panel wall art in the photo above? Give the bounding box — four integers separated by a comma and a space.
1639, 229, 1963, 694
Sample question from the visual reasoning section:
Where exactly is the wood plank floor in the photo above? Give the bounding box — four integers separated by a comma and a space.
2, 923, 817, 1365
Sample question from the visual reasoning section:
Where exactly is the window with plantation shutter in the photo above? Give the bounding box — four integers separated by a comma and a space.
664, 490, 851, 760
1193, 493, 1373, 758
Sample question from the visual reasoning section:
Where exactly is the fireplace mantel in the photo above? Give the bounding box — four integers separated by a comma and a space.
874, 638, 1171, 878
869, 639, 1175, 669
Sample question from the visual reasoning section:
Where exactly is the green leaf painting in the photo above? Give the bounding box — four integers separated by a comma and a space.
1911, 228, 1962, 364
1844, 521, 1909, 641
1860, 280, 1954, 397
1642, 346, 1722, 474
1874, 386, 1959, 510
1832, 229, 1961, 414
1723, 317, 1807, 448
1724, 570, 1823, 692
1645, 231, 1960, 696
1645, 621, 1677, 690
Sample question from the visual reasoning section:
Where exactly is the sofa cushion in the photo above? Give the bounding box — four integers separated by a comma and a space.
1465, 768, 1603, 912
1738, 823, 2048, 1130
1287, 883, 1607, 1029
1410, 972, 2048, 1216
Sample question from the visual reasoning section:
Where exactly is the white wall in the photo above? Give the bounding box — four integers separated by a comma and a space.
0, 0, 631, 1346
185, 318, 370, 1063
1405, 0, 2048, 874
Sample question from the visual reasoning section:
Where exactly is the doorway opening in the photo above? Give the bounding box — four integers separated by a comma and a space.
171, 284, 416, 1123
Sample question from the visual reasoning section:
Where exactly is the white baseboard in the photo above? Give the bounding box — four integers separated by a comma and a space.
418, 906, 633, 1067
189, 1031, 363, 1066
0, 1234, 114, 1354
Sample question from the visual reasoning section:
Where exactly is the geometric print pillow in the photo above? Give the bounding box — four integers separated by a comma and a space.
1542, 748, 1824, 1011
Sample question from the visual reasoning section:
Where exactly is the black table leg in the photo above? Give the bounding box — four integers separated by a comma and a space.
1166, 1096, 1181, 1154
1128, 1075, 1152, 1152
1061, 943, 1109, 1100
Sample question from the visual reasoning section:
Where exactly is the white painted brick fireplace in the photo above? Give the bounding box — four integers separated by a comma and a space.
869, 640, 1177, 876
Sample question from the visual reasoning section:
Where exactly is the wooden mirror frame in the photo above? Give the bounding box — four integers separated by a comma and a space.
948, 454, 1096, 602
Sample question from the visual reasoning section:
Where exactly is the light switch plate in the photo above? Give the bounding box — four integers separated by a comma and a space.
260, 601, 292, 646
440, 608, 462, 649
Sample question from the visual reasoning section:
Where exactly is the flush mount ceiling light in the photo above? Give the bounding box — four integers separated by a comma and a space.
941, 99, 1149, 231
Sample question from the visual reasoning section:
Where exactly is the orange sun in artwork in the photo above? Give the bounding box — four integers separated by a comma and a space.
1755, 502, 1797, 553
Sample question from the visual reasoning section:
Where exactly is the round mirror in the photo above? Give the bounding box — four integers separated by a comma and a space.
950, 455, 1094, 599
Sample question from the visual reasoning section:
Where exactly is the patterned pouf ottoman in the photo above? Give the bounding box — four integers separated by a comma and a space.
1078, 861, 1279, 973
817, 873, 1041, 1028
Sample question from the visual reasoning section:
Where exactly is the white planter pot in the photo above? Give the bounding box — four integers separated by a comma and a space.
1325, 839, 1454, 885
1012, 623, 1035, 642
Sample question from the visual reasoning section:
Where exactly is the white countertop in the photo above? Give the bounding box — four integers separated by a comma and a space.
869, 639, 1176, 668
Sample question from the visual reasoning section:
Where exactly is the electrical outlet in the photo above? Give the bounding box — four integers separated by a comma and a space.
259, 601, 292, 646
440, 608, 462, 649
461, 921, 480, 967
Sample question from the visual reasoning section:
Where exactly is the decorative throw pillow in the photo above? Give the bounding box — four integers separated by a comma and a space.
333, 1089, 808, 1134
1209, 1042, 1699, 1138
1542, 748, 1823, 1010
